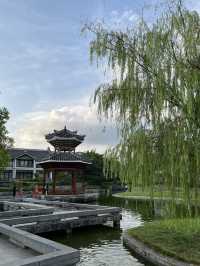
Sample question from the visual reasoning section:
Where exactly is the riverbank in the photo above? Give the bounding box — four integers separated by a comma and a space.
125, 218, 200, 265
115, 190, 172, 199
115, 189, 199, 202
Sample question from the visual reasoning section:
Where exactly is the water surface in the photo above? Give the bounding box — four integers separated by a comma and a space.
45, 197, 158, 265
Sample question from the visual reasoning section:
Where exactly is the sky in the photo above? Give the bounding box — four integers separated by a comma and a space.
0, 0, 199, 153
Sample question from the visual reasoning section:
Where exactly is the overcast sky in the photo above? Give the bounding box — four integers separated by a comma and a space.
0, 0, 199, 153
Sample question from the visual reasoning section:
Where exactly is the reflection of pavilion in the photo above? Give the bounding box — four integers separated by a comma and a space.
38, 126, 91, 194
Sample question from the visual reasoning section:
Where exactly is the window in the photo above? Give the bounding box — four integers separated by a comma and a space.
0, 171, 12, 180
16, 171, 33, 180
16, 159, 33, 167
16, 154, 34, 168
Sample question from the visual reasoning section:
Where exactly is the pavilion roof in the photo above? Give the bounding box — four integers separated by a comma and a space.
45, 126, 85, 142
38, 151, 91, 165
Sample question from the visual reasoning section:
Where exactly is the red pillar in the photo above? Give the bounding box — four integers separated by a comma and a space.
53, 170, 56, 194
80, 170, 85, 193
43, 170, 46, 195
72, 171, 77, 195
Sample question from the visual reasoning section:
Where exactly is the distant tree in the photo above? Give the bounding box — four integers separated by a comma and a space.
83, 150, 115, 187
83, 150, 106, 186
85, 0, 200, 208
0, 107, 13, 169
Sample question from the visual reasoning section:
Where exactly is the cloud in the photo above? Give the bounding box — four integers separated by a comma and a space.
187, 0, 200, 13
107, 9, 139, 30
11, 100, 118, 154
91, 9, 139, 31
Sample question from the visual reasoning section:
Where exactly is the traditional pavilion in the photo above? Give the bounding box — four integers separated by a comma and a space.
38, 126, 91, 194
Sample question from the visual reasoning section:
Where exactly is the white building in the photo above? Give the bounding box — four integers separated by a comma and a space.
0, 148, 50, 185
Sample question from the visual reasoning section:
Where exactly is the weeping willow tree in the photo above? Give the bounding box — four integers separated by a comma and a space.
85, 0, 200, 211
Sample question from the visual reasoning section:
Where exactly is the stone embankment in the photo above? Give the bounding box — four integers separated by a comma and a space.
123, 232, 196, 266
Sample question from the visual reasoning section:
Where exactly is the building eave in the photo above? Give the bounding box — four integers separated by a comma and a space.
37, 160, 92, 165
15, 153, 35, 160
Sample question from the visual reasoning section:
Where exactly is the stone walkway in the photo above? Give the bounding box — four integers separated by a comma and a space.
0, 235, 38, 265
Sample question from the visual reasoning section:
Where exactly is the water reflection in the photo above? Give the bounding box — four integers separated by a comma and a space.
99, 197, 155, 221
44, 197, 153, 266
45, 196, 193, 266
45, 197, 198, 266
45, 216, 145, 266
101, 196, 200, 219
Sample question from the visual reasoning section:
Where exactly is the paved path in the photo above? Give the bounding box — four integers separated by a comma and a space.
0, 235, 38, 265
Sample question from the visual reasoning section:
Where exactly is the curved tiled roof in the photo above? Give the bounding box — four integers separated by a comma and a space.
39, 151, 91, 164
7, 148, 50, 162
45, 126, 85, 142
51, 152, 90, 162
8, 148, 92, 165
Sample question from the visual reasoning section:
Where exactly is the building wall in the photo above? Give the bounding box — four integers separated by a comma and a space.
0, 157, 44, 185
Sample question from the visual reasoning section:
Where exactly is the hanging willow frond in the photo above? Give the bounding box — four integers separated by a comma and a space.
85, 0, 200, 215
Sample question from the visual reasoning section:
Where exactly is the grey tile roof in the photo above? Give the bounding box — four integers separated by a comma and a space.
45, 126, 85, 141
7, 148, 50, 162
8, 148, 91, 164
38, 152, 91, 164
49, 152, 91, 162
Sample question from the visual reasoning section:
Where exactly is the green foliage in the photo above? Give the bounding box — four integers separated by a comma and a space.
117, 188, 200, 202
83, 150, 113, 187
33, 173, 43, 185
85, 0, 200, 212
128, 218, 200, 264
0, 107, 13, 170
56, 172, 72, 185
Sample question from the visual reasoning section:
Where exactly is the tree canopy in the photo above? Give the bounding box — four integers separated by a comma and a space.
0, 107, 13, 169
86, 0, 200, 210
84, 150, 112, 187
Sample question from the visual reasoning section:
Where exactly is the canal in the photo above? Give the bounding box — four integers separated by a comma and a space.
44, 196, 163, 266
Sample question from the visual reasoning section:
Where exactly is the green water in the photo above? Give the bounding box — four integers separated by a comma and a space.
44, 197, 162, 265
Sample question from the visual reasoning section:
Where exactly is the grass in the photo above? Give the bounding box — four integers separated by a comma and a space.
117, 189, 173, 198
128, 218, 200, 264
116, 188, 200, 202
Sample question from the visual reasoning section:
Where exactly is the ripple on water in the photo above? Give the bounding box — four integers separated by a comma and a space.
78, 241, 143, 266
46, 199, 149, 266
